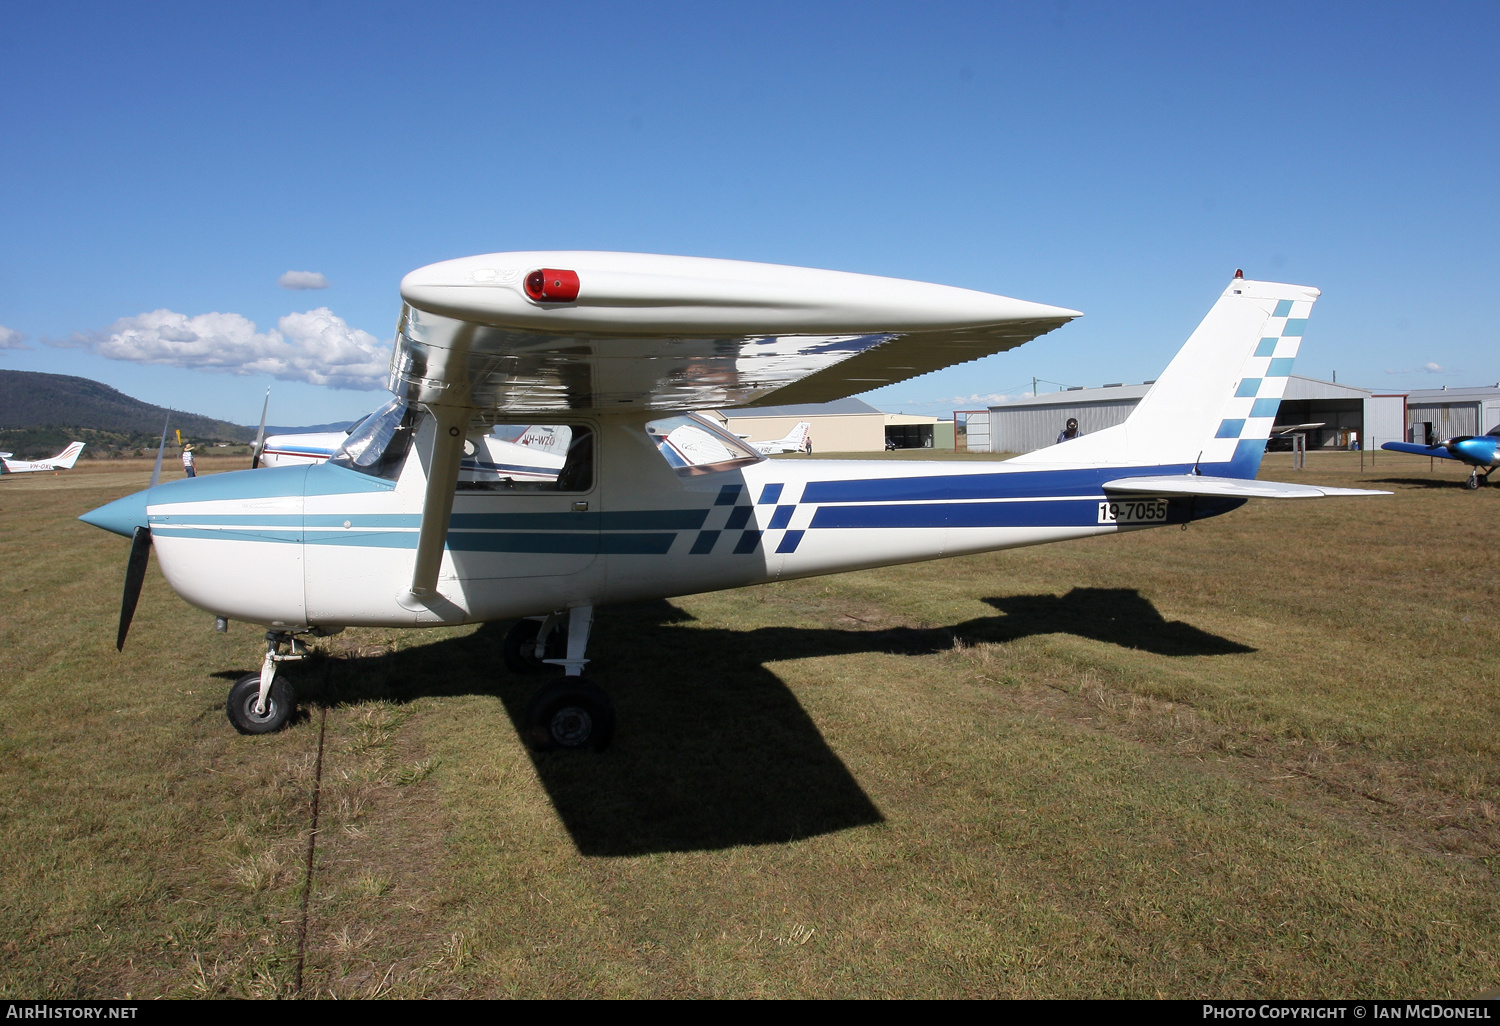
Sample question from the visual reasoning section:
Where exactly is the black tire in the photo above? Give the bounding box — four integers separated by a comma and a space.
522, 678, 615, 753
503, 618, 563, 674
226, 672, 295, 735
1465, 474, 1481, 490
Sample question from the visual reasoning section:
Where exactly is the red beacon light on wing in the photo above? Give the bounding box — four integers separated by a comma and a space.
524, 269, 580, 303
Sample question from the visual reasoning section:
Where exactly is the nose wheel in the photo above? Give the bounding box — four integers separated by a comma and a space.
224, 629, 311, 735
227, 671, 295, 734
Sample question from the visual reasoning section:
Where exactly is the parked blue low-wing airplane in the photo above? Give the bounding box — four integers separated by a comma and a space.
1381, 429, 1500, 489
80, 254, 1386, 749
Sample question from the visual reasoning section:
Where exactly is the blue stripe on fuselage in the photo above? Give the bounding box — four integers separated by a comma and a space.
798, 459, 1262, 504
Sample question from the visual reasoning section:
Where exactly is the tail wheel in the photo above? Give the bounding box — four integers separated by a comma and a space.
226, 672, 295, 735
523, 678, 615, 753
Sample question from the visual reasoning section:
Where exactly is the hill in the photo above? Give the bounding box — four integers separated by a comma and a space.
0, 370, 256, 458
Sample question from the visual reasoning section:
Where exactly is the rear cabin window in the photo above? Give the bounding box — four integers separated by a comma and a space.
646, 414, 763, 475
458, 422, 594, 492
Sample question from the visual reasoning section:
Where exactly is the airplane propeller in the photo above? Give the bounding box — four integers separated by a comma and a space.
250, 389, 269, 469
117, 413, 171, 650
117, 526, 152, 650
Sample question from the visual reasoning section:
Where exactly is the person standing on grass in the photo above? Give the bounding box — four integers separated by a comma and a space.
1057, 418, 1082, 444
181, 443, 196, 478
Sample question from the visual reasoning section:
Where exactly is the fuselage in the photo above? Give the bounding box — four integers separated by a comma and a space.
84, 410, 1239, 631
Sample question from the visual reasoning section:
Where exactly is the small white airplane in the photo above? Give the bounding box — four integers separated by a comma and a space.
742, 421, 813, 455
2, 441, 84, 475
80, 254, 1385, 750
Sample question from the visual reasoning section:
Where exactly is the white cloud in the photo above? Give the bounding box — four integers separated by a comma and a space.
88, 307, 388, 390
1422, 362, 1444, 374
279, 270, 330, 290
0, 324, 28, 349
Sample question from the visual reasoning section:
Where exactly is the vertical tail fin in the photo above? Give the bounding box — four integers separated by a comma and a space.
49, 442, 85, 469
1010, 275, 1319, 477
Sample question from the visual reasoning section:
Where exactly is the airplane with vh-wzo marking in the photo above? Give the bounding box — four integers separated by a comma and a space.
80, 254, 1386, 749
2, 441, 84, 475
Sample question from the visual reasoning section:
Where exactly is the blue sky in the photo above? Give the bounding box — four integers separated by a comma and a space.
2, 1, 1495, 426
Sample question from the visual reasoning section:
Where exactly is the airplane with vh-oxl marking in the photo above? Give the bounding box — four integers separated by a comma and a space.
1380, 427, 1500, 489
2, 441, 84, 476
80, 253, 1386, 750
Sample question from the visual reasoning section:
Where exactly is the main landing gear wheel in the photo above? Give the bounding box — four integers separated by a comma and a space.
523, 678, 615, 753
503, 619, 564, 674
226, 672, 296, 735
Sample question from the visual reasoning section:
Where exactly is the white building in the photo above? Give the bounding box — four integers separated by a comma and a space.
1403, 385, 1500, 443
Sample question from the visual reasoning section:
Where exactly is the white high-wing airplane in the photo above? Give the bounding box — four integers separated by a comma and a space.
80, 254, 1384, 749
743, 421, 813, 455
2, 441, 84, 475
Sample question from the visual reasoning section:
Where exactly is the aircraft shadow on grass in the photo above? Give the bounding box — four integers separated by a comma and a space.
220, 589, 1250, 856
1367, 477, 1479, 490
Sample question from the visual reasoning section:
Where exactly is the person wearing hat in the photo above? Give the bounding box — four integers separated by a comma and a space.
1056, 418, 1082, 444
181, 443, 196, 477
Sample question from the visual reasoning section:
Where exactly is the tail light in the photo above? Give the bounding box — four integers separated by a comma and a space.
525, 269, 580, 303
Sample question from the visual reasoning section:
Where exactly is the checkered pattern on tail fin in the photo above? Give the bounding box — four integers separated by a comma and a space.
1007, 277, 1320, 477
1196, 296, 1313, 478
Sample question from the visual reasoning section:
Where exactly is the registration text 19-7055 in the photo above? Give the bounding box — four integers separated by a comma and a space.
1098, 498, 1169, 525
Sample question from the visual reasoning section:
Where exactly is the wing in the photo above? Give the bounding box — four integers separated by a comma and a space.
1380, 441, 1462, 461
392, 251, 1080, 598
1104, 475, 1390, 499
392, 252, 1079, 413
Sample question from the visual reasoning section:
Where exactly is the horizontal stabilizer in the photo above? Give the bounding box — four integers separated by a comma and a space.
1103, 475, 1390, 499
1380, 442, 1458, 460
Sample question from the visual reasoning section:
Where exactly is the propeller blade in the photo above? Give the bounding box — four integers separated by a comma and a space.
149, 413, 170, 489
117, 526, 152, 651
251, 388, 270, 468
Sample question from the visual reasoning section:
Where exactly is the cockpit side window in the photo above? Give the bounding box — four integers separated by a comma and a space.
645, 413, 764, 475
328, 398, 422, 480
457, 421, 595, 492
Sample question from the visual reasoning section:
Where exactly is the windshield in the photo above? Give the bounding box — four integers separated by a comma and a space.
328, 398, 423, 479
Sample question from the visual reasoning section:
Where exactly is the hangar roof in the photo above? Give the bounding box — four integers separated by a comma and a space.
989, 382, 1152, 408
1405, 385, 1500, 402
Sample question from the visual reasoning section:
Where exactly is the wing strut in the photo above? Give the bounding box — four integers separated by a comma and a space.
404, 322, 476, 600
408, 404, 469, 598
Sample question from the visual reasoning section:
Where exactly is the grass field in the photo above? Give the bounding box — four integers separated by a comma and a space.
1, 450, 1496, 998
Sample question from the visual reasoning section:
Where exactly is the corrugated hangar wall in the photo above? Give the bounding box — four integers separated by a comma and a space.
980, 377, 1399, 454
980, 383, 1150, 453
989, 398, 1142, 453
